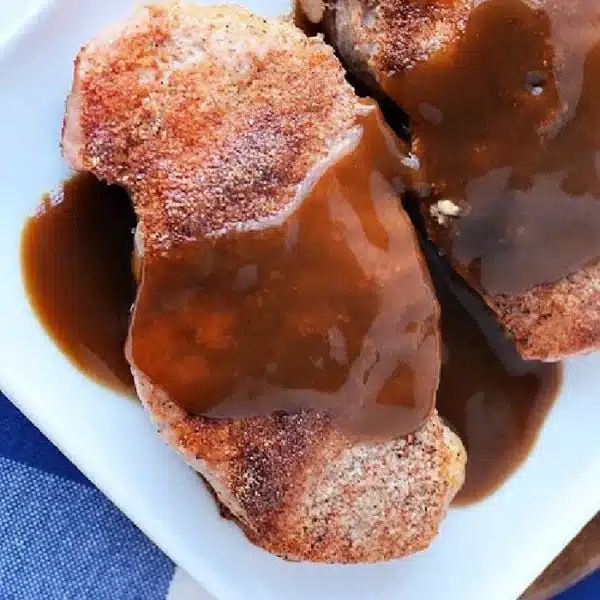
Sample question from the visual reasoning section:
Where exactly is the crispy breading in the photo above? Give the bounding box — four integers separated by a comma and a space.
62, 1, 466, 562
318, 0, 600, 360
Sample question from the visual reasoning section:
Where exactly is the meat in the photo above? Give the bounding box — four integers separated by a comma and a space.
138, 375, 465, 563
62, 2, 465, 563
317, 0, 600, 361
317, 0, 472, 92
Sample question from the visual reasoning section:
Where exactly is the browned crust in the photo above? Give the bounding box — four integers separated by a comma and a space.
136, 368, 330, 539
482, 261, 600, 361
361, 0, 472, 76
136, 367, 465, 563
63, 1, 467, 562
62, 2, 361, 255
323, 0, 472, 85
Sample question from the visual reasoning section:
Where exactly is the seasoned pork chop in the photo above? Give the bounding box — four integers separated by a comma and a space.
314, 0, 600, 361
317, 0, 472, 92
138, 374, 465, 562
62, 1, 465, 562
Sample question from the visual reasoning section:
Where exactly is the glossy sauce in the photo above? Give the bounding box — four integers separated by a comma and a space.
428, 245, 562, 504
385, 0, 600, 294
21, 169, 562, 503
21, 174, 136, 395
129, 108, 439, 439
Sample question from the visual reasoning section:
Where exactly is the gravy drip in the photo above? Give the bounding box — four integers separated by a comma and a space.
128, 108, 440, 439
21, 171, 563, 501
426, 245, 562, 505
21, 174, 136, 395
385, 0, 600, 295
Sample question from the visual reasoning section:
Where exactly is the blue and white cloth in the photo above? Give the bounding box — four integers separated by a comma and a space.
0, 390, 597, 600
0, 391, 212, 600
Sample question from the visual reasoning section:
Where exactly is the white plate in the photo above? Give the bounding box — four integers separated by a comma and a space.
1, 2, 600, 599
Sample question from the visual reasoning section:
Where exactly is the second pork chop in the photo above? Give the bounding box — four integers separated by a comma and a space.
315, 0, 600, 361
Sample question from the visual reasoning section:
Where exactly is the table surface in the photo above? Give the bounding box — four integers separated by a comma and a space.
524, 516, 600, 599
0, 390, 598, 599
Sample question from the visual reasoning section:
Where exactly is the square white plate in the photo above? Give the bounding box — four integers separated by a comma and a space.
1, 2, 600, 599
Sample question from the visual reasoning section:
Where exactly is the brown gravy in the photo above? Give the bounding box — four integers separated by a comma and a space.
20, 173, 136, 396
21, 169, 562, 504
427, 245, 562, 505
386, 0, 600, 295
129, 108, 439, 439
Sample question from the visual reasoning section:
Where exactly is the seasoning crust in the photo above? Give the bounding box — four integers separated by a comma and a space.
62, 1, 466, 562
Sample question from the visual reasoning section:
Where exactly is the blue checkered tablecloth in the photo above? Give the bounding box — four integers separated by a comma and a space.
0, 389, 597, 599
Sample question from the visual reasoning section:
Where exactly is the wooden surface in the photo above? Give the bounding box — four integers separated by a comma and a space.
523, 514, 600, 599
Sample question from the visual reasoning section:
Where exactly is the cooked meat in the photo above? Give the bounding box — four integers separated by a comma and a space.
316, 0, 600, 361
307, 0, 472, 92
138, 373, 465, 563
62, 2, 361, 253
62, 2, 466, 563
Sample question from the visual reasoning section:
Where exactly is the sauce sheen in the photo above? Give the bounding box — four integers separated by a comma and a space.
129, 108, 439, 439
428, 245, 562, 504
21, 174, 136, 395
21, 172, 562, 504
385, 0, 600, 294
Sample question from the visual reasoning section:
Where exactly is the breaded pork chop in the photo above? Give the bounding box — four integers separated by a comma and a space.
300, 0, 472, 91
313, 0, 600, 361
62, 1, 362, 253
137, 373, 465, 563
61, 2, 466, 562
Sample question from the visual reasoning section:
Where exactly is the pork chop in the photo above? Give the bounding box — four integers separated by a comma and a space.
62, 2, 466, 563
315, 0, 600, 361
